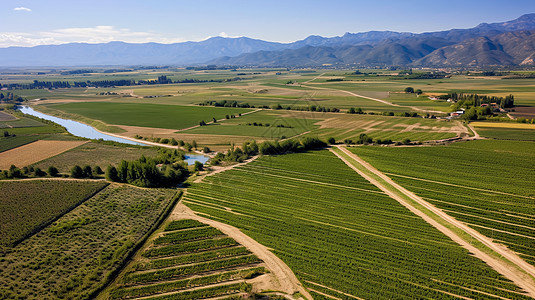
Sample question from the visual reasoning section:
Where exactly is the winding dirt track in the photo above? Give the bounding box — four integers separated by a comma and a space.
302, 84, 444, 114
331, 145, 535, 297
171, 202, 312, 300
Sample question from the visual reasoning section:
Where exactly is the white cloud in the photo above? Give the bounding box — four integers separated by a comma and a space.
0, 26, 188, 47
14, 7, 31, 12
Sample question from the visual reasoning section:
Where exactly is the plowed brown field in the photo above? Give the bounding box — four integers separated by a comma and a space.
0, 140, 87, 169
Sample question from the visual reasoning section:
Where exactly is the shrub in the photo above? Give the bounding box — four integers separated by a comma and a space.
71, 165, 83, 178
194, 161, 204, 172
47, 166, 59, 177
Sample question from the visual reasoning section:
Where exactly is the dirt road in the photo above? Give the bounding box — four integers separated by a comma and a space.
331, 145, 535, 297
171, 202, 312, 299
302, 84, 444, 114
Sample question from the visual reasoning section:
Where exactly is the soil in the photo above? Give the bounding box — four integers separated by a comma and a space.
170, 202, 312, 299
0, 140, 88, 169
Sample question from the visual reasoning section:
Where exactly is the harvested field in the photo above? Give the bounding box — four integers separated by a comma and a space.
471, 121, 535, 129
0, 111, 17, 121
0, 140, 87, 169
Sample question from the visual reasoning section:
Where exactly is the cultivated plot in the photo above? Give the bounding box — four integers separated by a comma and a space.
183, 150, 530, 299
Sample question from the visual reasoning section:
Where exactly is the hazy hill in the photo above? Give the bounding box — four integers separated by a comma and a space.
0, 14, 535, 67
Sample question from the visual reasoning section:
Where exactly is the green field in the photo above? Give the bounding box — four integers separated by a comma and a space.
0, 184, 177, 300
0, 113, 74, 152
0, 180, 108, 247
107, 219, 259, 300
182, 110, 321, 139
34, 142, 158, 174
350, 140, 535, 265
49, 102, 253, 130
475, 127, 535, 141
183, 151, 529, 299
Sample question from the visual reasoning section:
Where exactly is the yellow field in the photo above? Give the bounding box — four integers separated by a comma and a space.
0, 140, 87, 169
470, 122, 535, 129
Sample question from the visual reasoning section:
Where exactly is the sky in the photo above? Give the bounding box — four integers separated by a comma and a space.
1, 0, 535, 47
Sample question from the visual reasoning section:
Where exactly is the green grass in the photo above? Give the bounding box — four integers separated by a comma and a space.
183, 150, 530, 299
475, 127, 535, 141
0, 180, 109, 247
0, 185, 177, 300
182, 110, 321, 139
0, 135, 40, 152
49, 102, 253, 130
350, 140, 535, 266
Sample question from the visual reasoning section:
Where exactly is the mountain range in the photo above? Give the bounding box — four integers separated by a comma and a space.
1, 14, 535, 67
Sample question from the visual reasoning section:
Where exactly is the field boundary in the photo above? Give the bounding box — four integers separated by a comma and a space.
9, 180, 109, 248
171, 201, 313, 299
92, 190, 183, 299
330, 145, 535, 297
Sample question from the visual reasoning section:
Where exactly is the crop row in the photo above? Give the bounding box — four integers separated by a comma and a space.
142, 237, 239, 258
143, 282, 250, 300
134, 246, 251, 271
153, 226, 223, 245
110, 267, 265, 299
0, 184, 177, 300
184, 150, 531, 299
164, 219, 207, 231
124, 254, 261, 285
0, 180, 109, 247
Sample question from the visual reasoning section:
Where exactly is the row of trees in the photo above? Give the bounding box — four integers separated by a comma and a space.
447, 93, 515, 109
199, 100, 341, 113
211, 137, 327, 165
1, 76, 245, 90
105, 149, 188, 188
1, 165, 61, 179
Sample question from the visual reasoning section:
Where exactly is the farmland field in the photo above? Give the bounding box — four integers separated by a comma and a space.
0, 140, 87, 169
182, 150, 530, 299
48, 102, 254, 130
106, 219, 264, 300
34, 142, 158, 174
0, 112, 75, 153
0, 180, 108, 248
0, 111, 17, 121
470, 121, 535, 140
0, 184, 178, 300
350, 140, 535, 266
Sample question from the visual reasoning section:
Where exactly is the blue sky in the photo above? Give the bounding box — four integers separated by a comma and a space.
2, 0, 535, 47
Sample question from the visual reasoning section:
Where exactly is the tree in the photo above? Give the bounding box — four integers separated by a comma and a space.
194, 161, 204, 172
212, 117, 217, 123
106, 165, 119, 182
82, 165, 93, 178
348, 107, 356, 114
415, 89, 423, 95
47, 166, 59, 177
34, 167, 46, 177
404, 87, 414, 93
192, 140, 197, 150
94, 165, 104, 175
327, 137, 336, 144
3, 130, 9, 137
203, 146, 211, 153
184, 143, 192, 152
71, 165, 83, 178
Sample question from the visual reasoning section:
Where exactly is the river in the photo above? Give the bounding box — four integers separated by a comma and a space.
17, 106, 209, 165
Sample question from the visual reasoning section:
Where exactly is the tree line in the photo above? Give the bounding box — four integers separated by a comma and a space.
1, 76, 246, 90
